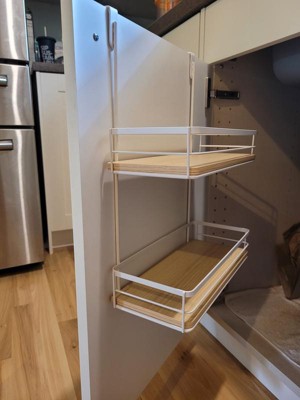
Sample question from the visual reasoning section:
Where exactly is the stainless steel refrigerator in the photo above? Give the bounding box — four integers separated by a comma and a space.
0, 0, 44, 269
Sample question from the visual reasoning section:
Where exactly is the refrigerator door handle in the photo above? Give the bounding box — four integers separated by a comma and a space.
0, 139, 13, 150
0, 75, 8, 87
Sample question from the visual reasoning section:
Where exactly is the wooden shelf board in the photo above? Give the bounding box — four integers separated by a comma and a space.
112, 153, 255, 176
116, 240, 247, 330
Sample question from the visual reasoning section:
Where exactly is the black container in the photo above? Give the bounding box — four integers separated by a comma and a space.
36, 36, 56, 63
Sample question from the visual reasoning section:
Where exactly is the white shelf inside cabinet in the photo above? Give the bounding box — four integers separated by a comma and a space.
109, 126, 256, 179
113, 222, 249, 333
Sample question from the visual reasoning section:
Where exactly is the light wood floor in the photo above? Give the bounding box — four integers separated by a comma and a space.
0, 247, 80, 400
139, 326, 276, 400
0, 248, 275, 400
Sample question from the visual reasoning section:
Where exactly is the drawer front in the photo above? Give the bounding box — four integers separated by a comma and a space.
0, 64, 33, 126
0, 0, 28, 61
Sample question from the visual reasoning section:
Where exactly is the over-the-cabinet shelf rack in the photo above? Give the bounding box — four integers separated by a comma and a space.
109, 125, 256, 332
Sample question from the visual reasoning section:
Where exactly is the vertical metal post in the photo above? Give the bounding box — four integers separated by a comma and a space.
181, 292, 186, 333
107, 7, 121, 298
113, 174, 120, 264
189, 52, 195, 128
112, 269, 116, 307
186, 53, 196, 243
251, 134, 255, 155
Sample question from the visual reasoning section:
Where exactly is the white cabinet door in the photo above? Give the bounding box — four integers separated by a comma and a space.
61, 1, 208, 398
36, 72, 72, 253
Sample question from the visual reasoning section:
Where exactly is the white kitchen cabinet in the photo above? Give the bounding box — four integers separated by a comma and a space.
163, 0, 300, 65
36, 72, 73, 254
201, 3, 300, 400
163, 13, 201, 57
163, 2, 300, 399
203, 0, 300, 63
162, 3, 300, 400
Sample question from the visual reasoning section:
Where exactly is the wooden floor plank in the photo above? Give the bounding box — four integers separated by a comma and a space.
0, 257, 78, 400
0, 276, 13, 361
13, 266, 40, 307
0, 309, 31, 400
26, 269, 77, 400
140, 325, 276, 400
139, 373, 176, 400
59, 319, 82, 400
14, 303, 51, 400
44, 248, 77, 322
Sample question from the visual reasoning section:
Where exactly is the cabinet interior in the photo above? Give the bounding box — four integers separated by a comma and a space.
205, 42, 300, 392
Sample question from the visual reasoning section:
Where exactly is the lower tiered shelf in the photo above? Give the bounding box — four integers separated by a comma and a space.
113, 222, 249, 332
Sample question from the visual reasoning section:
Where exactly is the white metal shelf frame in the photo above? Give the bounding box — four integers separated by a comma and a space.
109, 125, 254, 332
112, 221, 249, 333
106, 28, 254, 331
109, 125, 256, 180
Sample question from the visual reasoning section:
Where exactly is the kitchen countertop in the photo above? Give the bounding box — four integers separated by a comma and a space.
148, 0, 216, 36
32, 62, 64, 74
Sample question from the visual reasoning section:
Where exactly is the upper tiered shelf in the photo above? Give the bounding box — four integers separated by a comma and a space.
109, 126, 256, 179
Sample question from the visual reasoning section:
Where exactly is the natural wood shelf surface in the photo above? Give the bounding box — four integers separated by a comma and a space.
116, 240, 247, 330
111, 152, 255, 176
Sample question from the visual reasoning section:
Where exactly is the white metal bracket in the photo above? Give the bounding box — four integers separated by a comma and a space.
105, 6, 116, 51
189, 52, 196, 81
188, 52, 196, 126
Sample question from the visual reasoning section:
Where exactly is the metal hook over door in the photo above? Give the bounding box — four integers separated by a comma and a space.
105, 7, 116, 51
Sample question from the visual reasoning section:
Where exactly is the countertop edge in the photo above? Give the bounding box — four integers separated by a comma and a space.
32, 62, 64, 74
148, 0, 216, 37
